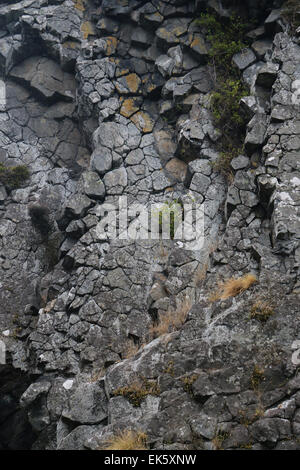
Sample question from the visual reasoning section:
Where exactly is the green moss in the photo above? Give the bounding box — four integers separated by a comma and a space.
0, 164, 30, 190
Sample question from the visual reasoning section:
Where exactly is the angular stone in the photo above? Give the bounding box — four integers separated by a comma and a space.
90, 147, 113, 176
81, 171, 105, 199
10, 57, 76, 102
130, 111, 155, 133
115, 73, 142, 94
232, 48, 256, 71
62, 381, 107, 424
245, 114, 268, 154
255, 63, 279, 88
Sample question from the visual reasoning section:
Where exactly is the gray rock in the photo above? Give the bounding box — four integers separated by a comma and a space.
245, 113, 268, 154
65, 194, 93, 219
231, 155, 250, 170
62, 380, 107, 425
10, 57, 76, 102
255, 63, 279, 89
90, 148, 113, 176
232, 48, 256, 71
20, 381, 52, 408
81, 171, 105, 200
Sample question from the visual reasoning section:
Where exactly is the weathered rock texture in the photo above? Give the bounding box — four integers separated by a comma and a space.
0, 0, 299, 451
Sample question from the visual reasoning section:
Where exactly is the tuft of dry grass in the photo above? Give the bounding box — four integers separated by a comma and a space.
193, 263, 208, 287
209, 273, 257, 302
149, 297, 192, 339
123, 339, 144, 360
250, 299, 275, 322
102, 430, 148, 450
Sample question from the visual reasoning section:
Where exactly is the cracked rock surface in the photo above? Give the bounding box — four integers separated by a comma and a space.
0, 0, 300, 451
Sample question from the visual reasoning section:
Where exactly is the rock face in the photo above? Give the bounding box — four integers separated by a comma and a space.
0, 0, 300, 451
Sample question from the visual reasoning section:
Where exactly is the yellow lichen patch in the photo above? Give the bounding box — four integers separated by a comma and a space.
62, 41, 80, 50
81, 21, 95, 40
116, 67, 130, 77
120, 98, 140, 118
72, 0, 85, 11
104, 36, 118, 56
125, 73, 141, 93
130, 111, 155, 133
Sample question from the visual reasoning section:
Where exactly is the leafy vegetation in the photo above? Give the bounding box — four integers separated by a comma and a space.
282, 0, 300, 32
196, 13, 251, 178
0, 164, 30, 190
195, 13, 249, 79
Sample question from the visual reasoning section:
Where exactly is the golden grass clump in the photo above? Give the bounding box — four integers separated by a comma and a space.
209, 273, 257, 302
149, 297, 192, 339
102, 430, 148, 450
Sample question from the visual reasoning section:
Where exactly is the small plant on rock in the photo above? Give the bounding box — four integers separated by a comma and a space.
113, 377, 160, 407
212, 430, 230, 451
150, 297, 192, 339
250, 365, 265, 390
250, 298, 275, 323
101, 429, 148, 450
180, 373, 198, 396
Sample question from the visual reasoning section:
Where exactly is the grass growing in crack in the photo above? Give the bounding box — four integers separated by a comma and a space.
101, 430, 148, 450
209, 273, 257, 302
113, 377, 160, 407
250, 365, 265, 390
212, 431, 230, 450
180, 373, 198, 396
149, 297, 192, 339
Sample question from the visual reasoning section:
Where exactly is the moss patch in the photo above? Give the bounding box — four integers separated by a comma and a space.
0, 164, 30, 190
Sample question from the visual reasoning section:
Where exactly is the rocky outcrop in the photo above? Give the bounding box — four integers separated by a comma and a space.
0, 0, 299, 451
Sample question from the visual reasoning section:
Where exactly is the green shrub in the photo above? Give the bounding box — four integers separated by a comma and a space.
196, 12, 251, 179
195, 13, 249, 79
211, 79, 248, 131
0, 164, 30, 190
282, 0, 300, 31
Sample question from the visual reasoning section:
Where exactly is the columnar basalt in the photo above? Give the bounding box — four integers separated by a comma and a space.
0, 0, 300, 450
